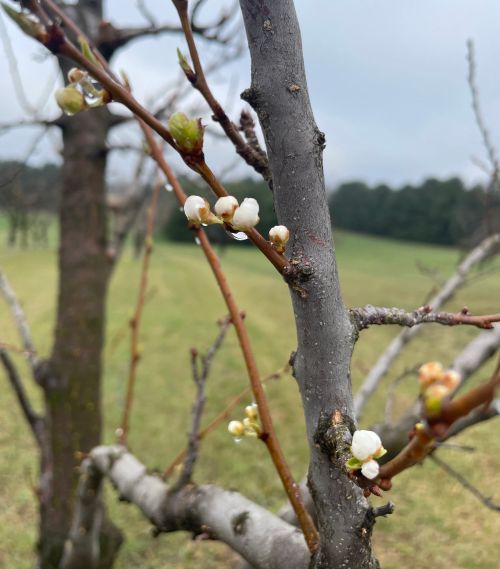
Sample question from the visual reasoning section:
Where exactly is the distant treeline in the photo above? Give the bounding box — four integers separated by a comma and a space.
1, 160, 498, 247
329, 178, 499, 246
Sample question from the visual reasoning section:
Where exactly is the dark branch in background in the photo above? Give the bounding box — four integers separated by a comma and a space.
0, 350, 45, 448
352, 304, 500, 332
171, 0, 272, 186
467, 39, 499, 184
63, 447, 310, 569
97, 0, 239, 58
430, 454, 500, 512
467, 39, 500, 240
171, 316, 232, 492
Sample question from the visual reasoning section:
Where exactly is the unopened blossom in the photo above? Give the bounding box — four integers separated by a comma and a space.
183, 195, 220, 225
442, 370, 461, 390
67, 67, 87, 84
228, 420, 245, 437
168, 112, 204, 155
269, 225, 290, 253
424, 383, 450, 417
231, 198, 260, 231
351, 430, 383, 462
361, 459, 380, 480
215, 196, 239, 222
55, 86, 87, 116
418, 361, 444, 389
245, 403, 258, 420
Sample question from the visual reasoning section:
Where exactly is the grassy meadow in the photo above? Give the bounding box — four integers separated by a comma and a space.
1, 224, 499, 568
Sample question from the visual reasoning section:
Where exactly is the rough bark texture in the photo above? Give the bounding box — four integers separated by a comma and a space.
239, 2, 377, 567
35, 3, 122, 567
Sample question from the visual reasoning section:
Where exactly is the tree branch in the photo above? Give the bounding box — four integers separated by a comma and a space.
171, 316, 232, 491
0, 350, 45, 448
63, 446, 310, 569
353, 233, 500, 419
0, 269, 38, 371
351, 304, 500, 332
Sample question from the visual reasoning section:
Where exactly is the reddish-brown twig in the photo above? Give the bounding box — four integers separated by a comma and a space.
163, 364, 289, 479
378, 361, 500, 487
118, 175, 162, 446
171, 0, 271, 182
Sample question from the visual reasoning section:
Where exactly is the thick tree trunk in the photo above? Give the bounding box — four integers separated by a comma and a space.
239, 2, 378, 567
35, 3, 122, 566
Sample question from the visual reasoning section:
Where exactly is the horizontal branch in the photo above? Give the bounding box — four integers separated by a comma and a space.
351, 304, 500, 332
64, 446, 310, 569
353, 233, 500, 419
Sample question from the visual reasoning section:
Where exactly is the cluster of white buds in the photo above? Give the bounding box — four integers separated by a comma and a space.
184, 194, 290, 250
418, 361, 461, 417
345, 430, 387, 480
55, 67, 110, 116
184, 194, 262, 233
227, 404, 260, 441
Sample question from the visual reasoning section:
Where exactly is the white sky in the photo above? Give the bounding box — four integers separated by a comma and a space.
1, 0, 500, 189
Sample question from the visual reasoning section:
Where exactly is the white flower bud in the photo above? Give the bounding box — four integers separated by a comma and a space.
215, 196, 239, 221
245, 403, 258, 420
231, 198, 260, 231
269, 225, 290, 253
228, 420, 245, 437
361, 459, 380, 480
351, 430, 382, 461
183, 195, 221, 225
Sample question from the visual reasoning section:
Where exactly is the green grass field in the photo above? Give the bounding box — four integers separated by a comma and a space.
1, 227, 499, 568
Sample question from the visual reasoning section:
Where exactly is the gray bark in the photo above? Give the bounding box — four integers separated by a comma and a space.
239, 2, 377, 567
63, 446, 310, 569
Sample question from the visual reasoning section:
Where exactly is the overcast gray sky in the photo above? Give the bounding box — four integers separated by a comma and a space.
1, 0, 500, 188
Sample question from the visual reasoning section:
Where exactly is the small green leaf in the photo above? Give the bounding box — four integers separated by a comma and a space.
78, 36, 98, 66
346, 457, 362, 470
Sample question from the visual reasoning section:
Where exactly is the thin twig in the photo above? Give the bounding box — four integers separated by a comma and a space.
0, 269, 37, 370
0, 350, 44, 447
163, 363, 288, 479
430, 454, 500, 512
118, 175, 162, 445
171, 316, 232, 491
171, 0, 271, 184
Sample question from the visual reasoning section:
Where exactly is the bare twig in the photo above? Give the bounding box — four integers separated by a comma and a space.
118, 176, 162, 445
352, 304, 500, 332
163, 363, 288, 479
430, 454, 500, 512
0, 350, 44, 447
171, 316, 232, 491
0, 269, 37, 370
